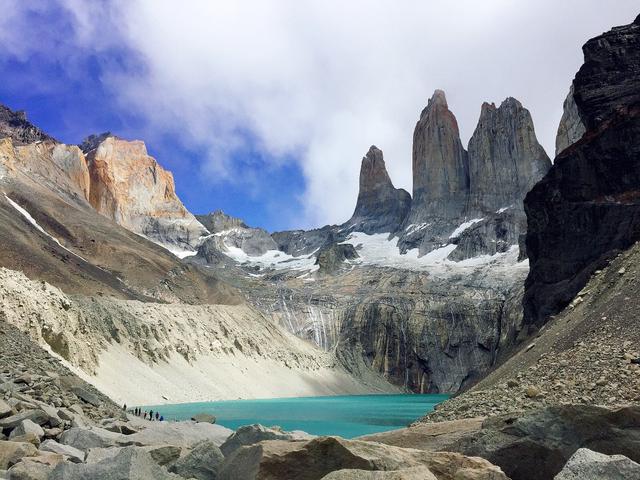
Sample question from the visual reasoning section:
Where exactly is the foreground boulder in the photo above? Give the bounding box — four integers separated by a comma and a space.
58, 427, 121, 452
321, 467, 437, 480
117, 420, 233, 448
218, 436, 507, 480
554, 448, 640, 479
220, 424, 314, 457
48, 447, 180, 480
0, 441, 38, 470
370, 405, 640, 480
169, 440, 224, 480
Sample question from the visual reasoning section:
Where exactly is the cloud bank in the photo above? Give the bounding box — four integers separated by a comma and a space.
3, 1, 639, 228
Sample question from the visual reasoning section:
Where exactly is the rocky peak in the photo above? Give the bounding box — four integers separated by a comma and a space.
86, 136, 208, 252
346, 145, 411, 234
467, 96, 551, 213
410, 89, 469, 222
79, 132, 114, 154
196, 210, 248, 234
0, 104, 56, 145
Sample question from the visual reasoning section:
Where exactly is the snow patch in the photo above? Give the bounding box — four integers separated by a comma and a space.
404, 223, 430, 235
222, 244, 319, 273
340, 231, 524, 276
449, 218, 484, 238
496, 206, 511, 214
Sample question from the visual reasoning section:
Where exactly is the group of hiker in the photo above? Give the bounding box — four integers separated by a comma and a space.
123, 404, 164, 422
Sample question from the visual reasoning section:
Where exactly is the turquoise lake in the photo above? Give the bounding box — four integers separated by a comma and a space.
146, 394, 448, 438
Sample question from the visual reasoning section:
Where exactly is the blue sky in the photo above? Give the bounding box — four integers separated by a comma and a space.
1, 1, 639, 231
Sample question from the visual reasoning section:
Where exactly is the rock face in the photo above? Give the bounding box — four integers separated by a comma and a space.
409, 90, 469, 223
555, 85, 586, 155
315, 243, 358, 274
555, 448, 640, 480
0, 104, 55, 145
467, 98, 551, 213
85, 135, 208, 252
346, 146, 411, 234
524, 15, 640, 326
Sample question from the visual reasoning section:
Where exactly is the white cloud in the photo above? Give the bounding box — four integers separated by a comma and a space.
4, 1, 640, 228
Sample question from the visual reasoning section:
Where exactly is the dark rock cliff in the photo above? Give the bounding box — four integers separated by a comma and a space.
0, 104, 56, 145
524, 15, 640, 327
345, 146, 411, 234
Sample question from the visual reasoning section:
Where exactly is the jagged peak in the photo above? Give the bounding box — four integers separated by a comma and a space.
419, 89, 449, 119
0, 103, 56, 145
499, 96, 524, 110
79, 132, 115, 153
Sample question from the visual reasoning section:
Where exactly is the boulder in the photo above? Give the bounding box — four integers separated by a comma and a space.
554, 448, 640, 479
118, 420, 232, 448
169, 440, 224, 480
0, 411, 48, 430
86, 445, 182, 467
8, 434, 40, 448
190, 414, 216, 424
58, 427, 122, 452
69, 387, 100, 407
6, 460, 53, 480
48, 447, 180, 480
39, 439, 84, 463
221, 424, 314, 457
9, 421, 44, 441
0, 441, 38, 470
218, 436, 507, 480
321, 467, 438, 480
0, 402, 12, 420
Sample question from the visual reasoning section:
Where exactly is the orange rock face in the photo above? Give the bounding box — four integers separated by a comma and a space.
0, 138, 90, 205
86, 137, 207, 252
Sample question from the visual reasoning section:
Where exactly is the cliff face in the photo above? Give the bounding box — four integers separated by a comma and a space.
467, 98, 551, 213
86, 136, 208, 252
409, 90, 469, 223
524, 15, 640, 327
346, 146, 411, 234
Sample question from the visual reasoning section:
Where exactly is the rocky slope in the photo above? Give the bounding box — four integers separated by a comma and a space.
524, 14, 640, 327
0, 104, 55, 145
0, 267, 394, 405
84, 135, 208, 254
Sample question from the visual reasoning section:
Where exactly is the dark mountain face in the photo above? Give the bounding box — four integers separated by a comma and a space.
0, 104, 56, 145
524, 15, 640, 327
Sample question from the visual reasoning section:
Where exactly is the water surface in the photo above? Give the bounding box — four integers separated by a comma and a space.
146, 394, 448, 438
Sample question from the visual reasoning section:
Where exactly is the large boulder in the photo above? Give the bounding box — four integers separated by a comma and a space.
0, 401, 12, 420
321, 467, 437, 480
117, 421, 232, 448
554, 448, 640, 479
0, 411, 49, 431
220, 424, 314, 457
8, 421, 44, 442
85, 445, 182, 467
48, 447, 180, 480
169, 440, 224, 480
0, 441, 38, 470
39, 439, 85, 463
58, 427, 122, 452
218, 436, 507, 480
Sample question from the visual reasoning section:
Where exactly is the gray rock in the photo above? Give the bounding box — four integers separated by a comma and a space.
169, 440, 224, 480
0, 401, 12, 420
48, 447, 180, 480
0, 441, 38, 470
0, 411, 49, 430
58, 427, 122, 451
554, 448, 640, 479
467, 97, 551, 214
190, 413, 216, 424
8, 420, 44, 441
315, 243, 359, 274
86, 445, 181, 467
6, 459, 55, 480
70, 387, 101, 407
39, 439, 85, 463
117, 421, 232, 448
220, 424, 314, 457
321, 467, 438, 480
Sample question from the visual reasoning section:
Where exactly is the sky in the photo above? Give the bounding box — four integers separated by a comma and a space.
0, 1, 638, 231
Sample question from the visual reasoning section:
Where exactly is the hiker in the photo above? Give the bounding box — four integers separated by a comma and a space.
149, 410, 154, 421
123, 403, 127, 411
143, 411, 147, 420
155, 412, 159, 421
160, 415, 164, 421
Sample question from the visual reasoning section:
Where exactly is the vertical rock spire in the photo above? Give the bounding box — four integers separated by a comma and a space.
346, 145, 411, 234
410, 90, 469, 221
